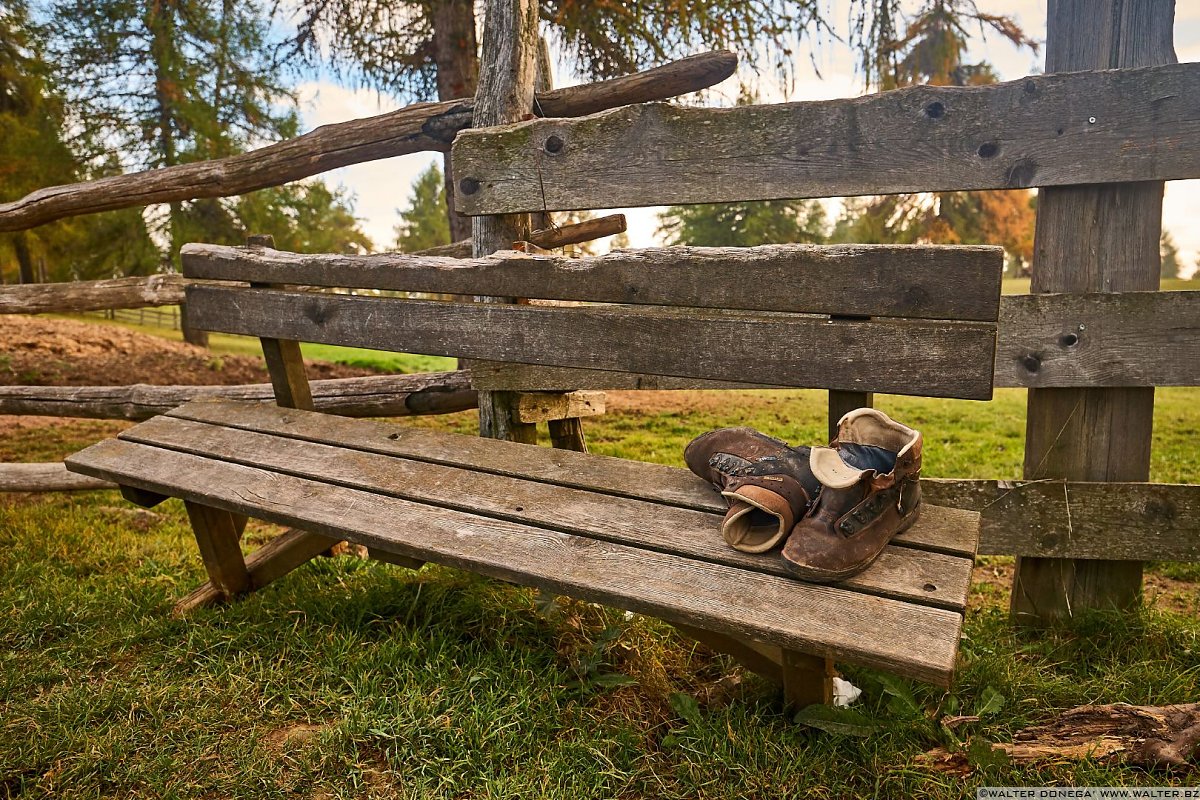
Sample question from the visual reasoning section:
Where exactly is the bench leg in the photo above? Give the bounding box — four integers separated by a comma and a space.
176, 527, 339, 614
782, 649, 836, 708
547, 417, 588, 452
184, 501, 252, 600
366, 547, 426, 571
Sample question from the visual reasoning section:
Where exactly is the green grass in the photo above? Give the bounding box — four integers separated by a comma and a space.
3, 388, 1200, 797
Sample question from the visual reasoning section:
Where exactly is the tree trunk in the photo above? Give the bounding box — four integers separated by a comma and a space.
433, 0, 480, 243
12, 232, 35, 284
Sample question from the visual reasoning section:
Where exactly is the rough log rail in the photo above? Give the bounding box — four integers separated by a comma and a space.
5, 466, 1197, 564
0, 274, 190, 314
451, 62, 1200, 214
0, 52, 735, 232
0, 373, 475, 420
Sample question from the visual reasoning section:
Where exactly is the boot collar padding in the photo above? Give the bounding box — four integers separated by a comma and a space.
833, 407, 921, 461
809, 446, 868, 489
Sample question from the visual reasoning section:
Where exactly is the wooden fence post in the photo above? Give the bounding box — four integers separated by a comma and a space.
470, 0, 540, 444
1012, 0, 1177, 624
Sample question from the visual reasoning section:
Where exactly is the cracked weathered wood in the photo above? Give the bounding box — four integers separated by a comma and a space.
181, 242, 1004, 321
468, 291, 1200, 390
66, 435, 965, 685
184, 286, 998, 399
513, 391, 604, 423
0, 372, 475, 420
471, 0, 540, 444
118, 411, 975, 610
1014, 0, 1177, 625
452, 62, 1200, 215
0, 274, 191, 314
0, 52, 735, 232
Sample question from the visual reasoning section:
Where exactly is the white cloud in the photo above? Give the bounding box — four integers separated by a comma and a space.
296, 82, 439, 250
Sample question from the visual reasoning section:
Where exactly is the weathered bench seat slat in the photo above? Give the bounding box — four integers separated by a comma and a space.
184, 286, 998, 399
165, 399, 979, 558
119, 408, 972, 610
66, 433, 964, 685
181, 242, 1003, 322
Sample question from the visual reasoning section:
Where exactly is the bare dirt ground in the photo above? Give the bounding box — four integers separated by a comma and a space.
0, 315, 374, 387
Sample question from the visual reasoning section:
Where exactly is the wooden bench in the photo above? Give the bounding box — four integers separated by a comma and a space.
66, 239, 1003, 703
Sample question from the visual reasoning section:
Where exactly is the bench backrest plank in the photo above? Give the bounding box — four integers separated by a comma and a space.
182, 242, 1003, 401
186, 296, 999, 401
182, 243, 1002, 322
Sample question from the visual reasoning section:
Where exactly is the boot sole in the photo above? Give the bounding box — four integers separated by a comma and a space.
781, 506, 922, 584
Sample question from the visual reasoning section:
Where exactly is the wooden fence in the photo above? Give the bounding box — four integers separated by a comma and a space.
1, 2, 1198, 625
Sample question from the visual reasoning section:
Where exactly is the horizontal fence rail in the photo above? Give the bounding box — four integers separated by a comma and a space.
451, 62, 1200, 214
0, 52, 735, 232
0, 373, 475, 420
0, 274, 188, 314
7, 466, 1196, 563
468, 291, 1200, 390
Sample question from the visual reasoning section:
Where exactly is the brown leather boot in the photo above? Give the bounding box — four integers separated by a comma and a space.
781, 409, 922, 582
684, 428, 819, 553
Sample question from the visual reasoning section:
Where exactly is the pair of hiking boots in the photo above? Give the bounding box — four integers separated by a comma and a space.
685, 408, 922, 583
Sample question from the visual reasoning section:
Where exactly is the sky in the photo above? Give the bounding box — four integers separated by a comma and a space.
296, 0, 1200, 276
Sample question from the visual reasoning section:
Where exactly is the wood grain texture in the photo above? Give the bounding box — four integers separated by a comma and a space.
119, 413, 974, 609
183, 286, 998, 399
0, 274, 189, 314
0, 372, 475, 420
452, 62, 1200, 215
547, 417, 588, 452
0, 462, 115, 492
247, 235, 316, 412
999, 291, 1200, 388
181, 242, 1004, 321
514, 391, 604, 423
924, 478, 1200, 560
468, 291, 1200, 390
0, 52, 735, 232
163, 399, 981, 558
471, 0, 540, 444
65, 436, 964, 684
1014, 0, 1176, 625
